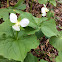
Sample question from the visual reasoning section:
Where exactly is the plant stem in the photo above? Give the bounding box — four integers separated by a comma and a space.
30, 0, 34, 12
16, 31, 18, 40
11, 27, 15, 39
7, 0, 9, 7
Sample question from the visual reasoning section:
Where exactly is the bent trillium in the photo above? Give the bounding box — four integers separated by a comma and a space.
10, 13, 29, 31
41, 4, 49, 16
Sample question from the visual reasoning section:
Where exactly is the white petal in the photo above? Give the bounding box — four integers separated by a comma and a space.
41, 7, 46, 13
42, 13, 46, 16
12, 25, 20, 31
20, 18, 29, 27
10, 13, 17, 23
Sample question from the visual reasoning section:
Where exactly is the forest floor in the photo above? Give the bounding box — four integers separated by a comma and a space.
0, 0, 62, 62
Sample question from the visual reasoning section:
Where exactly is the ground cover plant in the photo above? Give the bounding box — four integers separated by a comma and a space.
0, 0, 62, 62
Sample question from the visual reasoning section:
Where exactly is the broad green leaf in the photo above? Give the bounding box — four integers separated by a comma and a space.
12, 9, 23, 14
56, 52, 62, 62
41, 19, 59, 37
14, 0, 26, 10
0, 8, 9, 21
24, 53, 38, 62
0, 59, 16, 62
0, 35, 39, 61
0, 20, 12, 37
38, 0, 47, 4
23, 27, 39, 35
33, 17, 41, 25
18, 27, 39, 39
0, 56, 16, 62
0, 8, 13, 21
14, 0, 24, 7
49, 36, 62, 51
14, 3, 26, 10
39, 17, 48, 23
0, 59, 10, 62
50, 0, 56, 6
35, 30, 44, 39
50, 31, 62, 51
18, 16, 21, 21
15, 4, 26, 10
33, 17, 48, 25
39, 59, 48, 62
47, 11, 54, 19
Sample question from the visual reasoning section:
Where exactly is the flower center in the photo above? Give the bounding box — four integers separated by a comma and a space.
16, 21, 20, 26
45, 8, 49, 12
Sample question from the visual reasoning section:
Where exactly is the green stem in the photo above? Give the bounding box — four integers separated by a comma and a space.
7, 0, 9, 7
30, 0, 34, 12
11, 27, 15, 39
16, 31, 18, 40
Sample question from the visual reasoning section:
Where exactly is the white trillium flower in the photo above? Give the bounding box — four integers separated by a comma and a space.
10, 13, 29, 31
41, 5, 49, 16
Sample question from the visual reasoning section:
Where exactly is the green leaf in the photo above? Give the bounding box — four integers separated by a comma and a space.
14, 3, 26, 10
0, 59, 16, 62
35, 30, 44, 39
0, 56, 16, 62
0, 35, 39, 61
39, 59, 48, 62
39, 17, 48, 23
56, 52, 62, 62
24, 53, 38, 62
38, 0, 47, 4
14, 0, 24, 7
49, 36, 62, 51
47, 11, 54, 19
0, 8, 9, 21
33, 17, 41, 25
23, 27, 39, 35
0, 59, 10, 62
14, 0, 26, 10
50, 0, 56, 6
0, 8, 13, 21
18, 16, 21, 21
41, 19, 59, 37
0, 20, 12, 37
33, 17, 48, 25
18, 27, 39, 39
